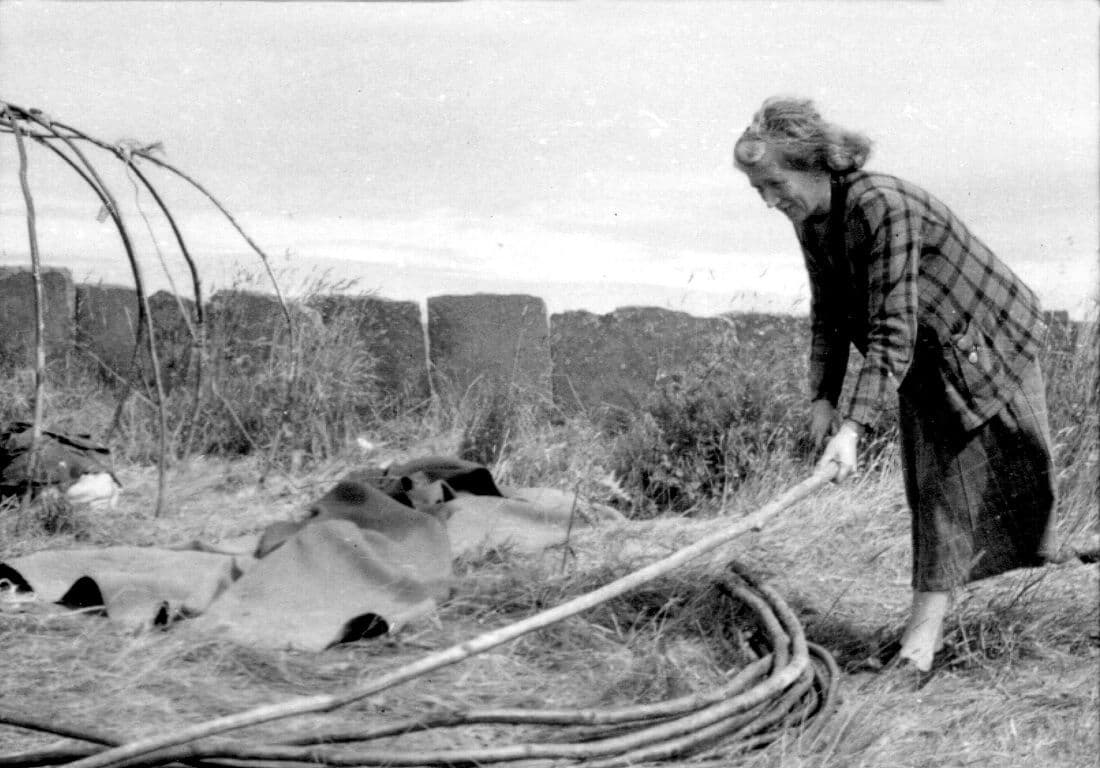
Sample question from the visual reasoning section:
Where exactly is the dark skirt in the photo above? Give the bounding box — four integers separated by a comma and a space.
899, 359, 1057, 592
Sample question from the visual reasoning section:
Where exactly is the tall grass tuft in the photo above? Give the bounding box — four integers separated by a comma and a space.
605, 321, 897, 517
459, 383, 523, 467
177, 285, 381, 463
1038, 314, 1098, 550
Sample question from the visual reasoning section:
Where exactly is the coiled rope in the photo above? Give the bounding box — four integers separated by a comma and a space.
1, 469, 841, 767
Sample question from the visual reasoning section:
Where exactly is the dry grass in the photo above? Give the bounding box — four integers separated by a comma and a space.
1, 314, 1096, 766
1, 450, 1096, 767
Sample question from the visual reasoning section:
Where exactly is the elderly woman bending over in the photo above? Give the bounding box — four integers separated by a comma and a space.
733, 97, 1057, 673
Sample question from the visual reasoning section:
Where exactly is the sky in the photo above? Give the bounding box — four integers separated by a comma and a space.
0, 0, 1097, 319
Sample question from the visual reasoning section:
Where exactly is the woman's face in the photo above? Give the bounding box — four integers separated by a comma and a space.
739, 145, 830, 223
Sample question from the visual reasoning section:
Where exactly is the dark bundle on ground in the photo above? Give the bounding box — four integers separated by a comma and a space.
0, 422, 115, 497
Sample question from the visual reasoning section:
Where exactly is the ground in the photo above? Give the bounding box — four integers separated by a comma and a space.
1, 456, 1096, 768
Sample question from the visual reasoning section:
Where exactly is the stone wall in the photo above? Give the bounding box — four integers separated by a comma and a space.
0, 267, 1084, 420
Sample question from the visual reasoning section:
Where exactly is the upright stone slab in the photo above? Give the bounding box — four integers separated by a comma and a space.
205, 288, 331, 393
549, 306, 736, 418
75, 284, 198, 391
147, 290, 200, 392
208, 289, 294, 348
719, 312, 809, 350
0, 266, 75, 370
311, 295, 429, 407
75, 283, 140, 377
427, 294, 552, 402
1042, 309, 1076, 353
208, 289, 319, 354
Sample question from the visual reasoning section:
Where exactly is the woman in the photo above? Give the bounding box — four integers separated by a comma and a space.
733, 97, 1058, 673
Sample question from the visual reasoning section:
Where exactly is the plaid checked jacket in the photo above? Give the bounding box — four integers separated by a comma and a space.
798, 170, 1046, 432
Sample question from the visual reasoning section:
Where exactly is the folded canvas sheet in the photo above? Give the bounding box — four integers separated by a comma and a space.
0, 547, 239, 630
0, 462, 617, 650
444, 491, 582, 556
192, 518, 452, 650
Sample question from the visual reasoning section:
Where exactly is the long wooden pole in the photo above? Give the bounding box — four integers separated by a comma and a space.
62, 465, 838, 768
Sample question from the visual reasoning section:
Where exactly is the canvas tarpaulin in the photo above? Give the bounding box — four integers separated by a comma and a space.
0, 458, 621, 651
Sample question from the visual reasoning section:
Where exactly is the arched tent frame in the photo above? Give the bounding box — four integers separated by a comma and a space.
0, 100, 293, 516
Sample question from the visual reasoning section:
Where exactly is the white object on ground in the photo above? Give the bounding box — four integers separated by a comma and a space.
64, 472, 121, 510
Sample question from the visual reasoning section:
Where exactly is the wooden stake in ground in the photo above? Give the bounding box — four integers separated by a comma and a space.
4, 107, 46, 498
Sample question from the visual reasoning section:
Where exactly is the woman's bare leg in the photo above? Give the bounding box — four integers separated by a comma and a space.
897, 590, 949, 671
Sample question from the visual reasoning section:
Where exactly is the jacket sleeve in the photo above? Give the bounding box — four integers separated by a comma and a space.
844, 189, 920, 428
803, 245, 849, 407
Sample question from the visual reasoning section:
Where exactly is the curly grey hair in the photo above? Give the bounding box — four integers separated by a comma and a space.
734, 97, 872, 173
